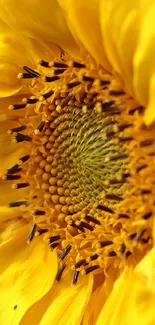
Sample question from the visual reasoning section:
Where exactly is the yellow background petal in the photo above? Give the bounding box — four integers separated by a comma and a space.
0, 0, 80, 59
0, 226, 58, 325
96, 248, 155, 325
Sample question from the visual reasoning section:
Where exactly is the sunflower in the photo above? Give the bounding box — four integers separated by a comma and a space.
0, 0, 155, 324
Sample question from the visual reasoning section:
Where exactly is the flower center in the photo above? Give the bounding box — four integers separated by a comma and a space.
6, 57, 153, 285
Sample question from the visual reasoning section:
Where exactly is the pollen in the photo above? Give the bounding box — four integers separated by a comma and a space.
6, 57, 154, 284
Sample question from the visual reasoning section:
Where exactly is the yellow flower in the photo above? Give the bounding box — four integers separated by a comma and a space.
0, 0, 155, 324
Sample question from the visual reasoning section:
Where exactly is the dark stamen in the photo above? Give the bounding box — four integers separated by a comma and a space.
34, 209, 46, 216
119, 123, 133, 131
67, 81, 81, 89
85, 215, 101, 225
99, 240, 113, 248
53, 62, 68, 68
27, 224, 37, 243
8, 201, 28, 207
90, 254, 98, 261
119, 243, 126, 254
142, 212, 152, 220
35, 121, 45, 133
109, 90, 125, 96
136, 164, 147, 173
105, 194, 123, 201
126, 251, 132, 258
9, 103, 27, 110
97, 205, 114, 214
140, 140, 153, 147
118, 213, 130, 219
53, 69, 66, 75
5, 174, 21, 181
19, 154, 30, 163
7, 164, 21, 174
82, 76, 95, 83
108, 251, 117, 256
119, 137, 133, 142
75, 259, 87, 268
100, 80, 111, 86
129, 233, 137, 239
85, 265, 99, 275
20, 73, 35, 79
15, 133, 32, 143
129, 106, 144, 115
48, 235, 60, 244
55, 263, 66, 281
134, 229, 146, 242
50, 242, 59, 249
40, 90, 54, 100
72, 61, 86, 68
37, 228, 48, 235
9, 125, 26, 134
71, 221, 85, 232
80, 221, 94, 231
24, 97, 38, 104
102, 100, 115, 108
107, 153, 129, 161
72, 270, 80, 286
39, 60, 50, 68
44, 76, 59, 82
15, 182, 29, 189
23, 66, 40, 77
59, 244, 72, 260
60, 93, 73, 108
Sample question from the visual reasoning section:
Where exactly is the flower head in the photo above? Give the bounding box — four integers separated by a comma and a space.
0, 1, 155, 324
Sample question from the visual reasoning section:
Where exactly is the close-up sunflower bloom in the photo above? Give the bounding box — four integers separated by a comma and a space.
0, 0, 155, 324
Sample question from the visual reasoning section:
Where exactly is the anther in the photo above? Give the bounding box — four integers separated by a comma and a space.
75, 259, 87, 269
82, 76, 95, 83
105, 153, 129, 162
71, 222, 85, 232
55, 263, 66, 281
13, 182, 30, 189
38, 59, 50, 68
15, 133, 32, 143
108, 251, 117, 256
60, 93, 73, 108
105, 194, 123, 201
44, 76, 59, 82
129, 106, 144, 115
39, 90, 54, 101
8, 125, 26, 134
8, 103, 27, 110
53, 68, 66, 75
50, 242, 59, 249
8, 201, 28, 207
51, 62, 68, 69
85, 265, 99, 275
7, 164, 21, 175
72, 270, 80, 286
136, 165, 147, 173
36, 228, 48, 236
119, 137, 133, 142
85, 215, 101, 225
59, 244, 72, 260
34, 209, 46, 216
118, 213, 130, 219
48, 235, 60, 244
23, 66, 40, 78
126, 251, 132, 258
80, 221, 94, 231
35, 121, 45, 134
5, 174, 21, 181
17, 73, 35, 79
140, 140, 153, 147
22, 97, 38, 104
19, 154, 30, 164
134, 229, 146, 242
99, 240, 113, 248
97, 205, 114, 214
67, 81, 81, 89
89, 254, 99, 261
27, 224, 37, 244
109, 90, 125, 96
119, 243, 126, 254
142, 212, 152, 220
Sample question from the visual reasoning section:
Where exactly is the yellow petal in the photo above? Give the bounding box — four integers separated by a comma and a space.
58, 0, 111, 70
38, 271, 93, 325
0, 0, 80, 59
96, 248, 155, 325
0, 225, 58, 325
